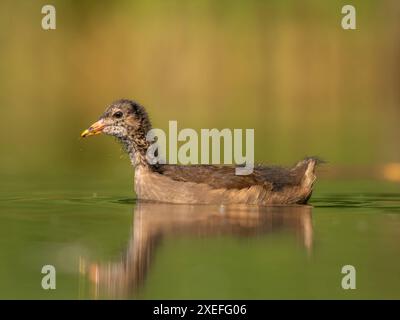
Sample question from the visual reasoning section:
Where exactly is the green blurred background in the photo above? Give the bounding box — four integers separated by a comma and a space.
1, 0, 399, 182
1, 0, 400, 300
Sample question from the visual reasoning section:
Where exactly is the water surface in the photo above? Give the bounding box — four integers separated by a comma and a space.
0, 178, 399, 299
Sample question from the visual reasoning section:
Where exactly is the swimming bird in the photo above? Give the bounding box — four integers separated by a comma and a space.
81, 99, 320, 205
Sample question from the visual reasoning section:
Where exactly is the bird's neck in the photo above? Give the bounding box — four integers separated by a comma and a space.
121, 129, 151, 169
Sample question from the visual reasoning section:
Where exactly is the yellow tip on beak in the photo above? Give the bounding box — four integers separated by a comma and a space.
81, 119, 105, 138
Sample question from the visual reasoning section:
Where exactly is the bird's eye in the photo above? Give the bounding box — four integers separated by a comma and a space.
113, 111, 123, 119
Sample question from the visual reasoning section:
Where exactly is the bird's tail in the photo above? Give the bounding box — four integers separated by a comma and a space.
296, 156, 325, 189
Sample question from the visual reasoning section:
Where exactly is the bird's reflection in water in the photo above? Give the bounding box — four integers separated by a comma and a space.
81, 202, 313, 299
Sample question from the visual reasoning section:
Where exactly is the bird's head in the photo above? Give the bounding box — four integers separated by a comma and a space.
81, 99, 151, 140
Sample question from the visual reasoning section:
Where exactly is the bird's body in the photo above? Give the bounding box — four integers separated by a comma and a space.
81, 99, 320, 205
136, 160, 317, 205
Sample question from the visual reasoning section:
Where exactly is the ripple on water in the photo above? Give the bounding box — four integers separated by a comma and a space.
2, 193, 400, 213
313, 193, 400, 211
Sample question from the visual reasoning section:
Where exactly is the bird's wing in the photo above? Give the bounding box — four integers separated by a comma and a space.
155, 162, 309, 190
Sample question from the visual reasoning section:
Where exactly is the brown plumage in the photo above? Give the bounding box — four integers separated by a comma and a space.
81, 99, 321, 205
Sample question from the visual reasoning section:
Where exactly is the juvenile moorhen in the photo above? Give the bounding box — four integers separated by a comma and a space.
81, 99, 320, 205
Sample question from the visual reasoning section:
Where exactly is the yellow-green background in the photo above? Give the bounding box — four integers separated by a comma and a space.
0, 0, 400, 299
1, 0, 399, 179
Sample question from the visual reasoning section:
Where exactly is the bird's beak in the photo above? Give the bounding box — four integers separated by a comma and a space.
81, 119, 105, 138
